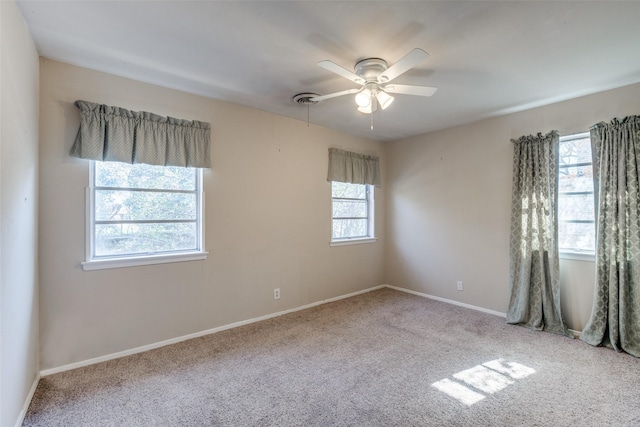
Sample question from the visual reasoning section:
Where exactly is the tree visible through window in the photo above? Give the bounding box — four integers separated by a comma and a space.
90, 161, 203, 259
558, 133, 595, 254
331, 181, 374, 240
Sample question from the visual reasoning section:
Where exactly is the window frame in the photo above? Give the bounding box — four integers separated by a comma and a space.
82, 161, 207, 271
329, 181, 377, 246
558, 132, 595, 261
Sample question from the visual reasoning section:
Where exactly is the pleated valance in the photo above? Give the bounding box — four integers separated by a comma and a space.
327, 148, 381, 186
70, 100, 211, 168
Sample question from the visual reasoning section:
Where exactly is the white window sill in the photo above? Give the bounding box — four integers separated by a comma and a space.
82, 251, 208, 271
330, 237, 377, 247
559, 251, 595, 262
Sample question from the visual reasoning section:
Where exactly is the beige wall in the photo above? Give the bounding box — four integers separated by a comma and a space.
38, 59, 386, 371
385, 82, 640, 331
0, 1, 40, 426
29, 29, 640, 379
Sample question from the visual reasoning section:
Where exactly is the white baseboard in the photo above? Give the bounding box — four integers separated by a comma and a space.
15, 373, 40, 427
40, 285, 386, 377
26, 282, 582, 421
386, 285, 585, 336
385, 284, 508, 318
39, 284, 529, 377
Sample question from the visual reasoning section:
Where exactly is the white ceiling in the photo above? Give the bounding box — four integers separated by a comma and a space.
16, 1, 640, 142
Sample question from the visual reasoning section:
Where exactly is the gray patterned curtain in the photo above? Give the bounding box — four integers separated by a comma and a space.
581, 116, 640, 357
507, 131, 572, 337
327, 148, 381, 186
70, 100, 211, 168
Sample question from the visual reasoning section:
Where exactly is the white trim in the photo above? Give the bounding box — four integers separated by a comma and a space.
330, 237, 377, 247
560, 131, 590, 141
558, 133, 596, 257
40, 284, 582, 378
85, 186, 93, 263
84, 163, 206, 271
330, 182, 376, 244
385, 285, 508, 318
387, 285, 584, 336
14, 374, 40, 427
559, 251, 595, 262
368, 184, 375, 239
198, 186, 206, 254
82, 251, 208, 271
40, 285, 386, 376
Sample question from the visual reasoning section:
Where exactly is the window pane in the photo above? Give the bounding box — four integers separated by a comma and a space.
558, 222, 595, 252
332, 181, 366, 199
90, 160, 203, 263
95, 222, 197, 256
332, 219, 368, 239
95, 190, 196, 221
330, 181, 373, 241
558, 193, 595, 221
95, 162, 196, 191
332, 200, 367, 218
559, 165, 593, 192
559, 136, 591, 166
558, 134, 595, 253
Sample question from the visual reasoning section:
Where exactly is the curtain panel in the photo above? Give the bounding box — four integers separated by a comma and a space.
507, 131, 571, 337
70, 100, 211, 168
581, 115, 640, 357
327, 148, 381, 186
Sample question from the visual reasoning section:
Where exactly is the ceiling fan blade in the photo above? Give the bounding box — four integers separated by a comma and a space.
318, 60, 365, 85
378, 48, 429, 83
383, 84, 437, 97
311, 88, 361, 102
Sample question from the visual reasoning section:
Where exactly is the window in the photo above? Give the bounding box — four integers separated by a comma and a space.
83, 161, 206, 270
331, 181, 375, 245
558, 132, 595, 258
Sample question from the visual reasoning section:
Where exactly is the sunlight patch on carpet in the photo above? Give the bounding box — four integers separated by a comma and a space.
482, 359, 536, 379
454, 365, 513, 393
432, 358, 535, 406
431, 378, 486, 405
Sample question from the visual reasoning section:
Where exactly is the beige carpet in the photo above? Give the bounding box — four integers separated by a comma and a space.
23, 288, 640, 426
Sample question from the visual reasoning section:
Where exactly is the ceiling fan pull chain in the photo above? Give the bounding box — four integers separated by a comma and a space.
370, 97, 378, 130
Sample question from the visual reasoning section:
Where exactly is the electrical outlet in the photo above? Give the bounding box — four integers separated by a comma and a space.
274, 288, 280, 300
457, 281, 463, 291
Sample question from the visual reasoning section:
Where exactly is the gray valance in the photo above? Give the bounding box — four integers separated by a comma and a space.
70, 100, 211, 168
327, 148, 381, 186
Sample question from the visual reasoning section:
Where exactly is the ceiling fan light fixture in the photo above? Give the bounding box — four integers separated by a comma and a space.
357, 97, 378, 114
376, 90, 394, 110
355, 89, 371, 107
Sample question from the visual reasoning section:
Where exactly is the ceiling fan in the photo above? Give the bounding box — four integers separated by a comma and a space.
310, 48, 437, 114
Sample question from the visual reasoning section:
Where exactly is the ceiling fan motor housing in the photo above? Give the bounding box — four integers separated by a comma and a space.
354, 58, 388, 82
